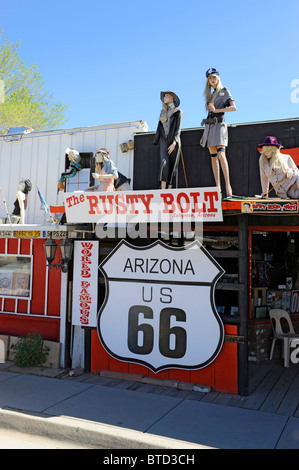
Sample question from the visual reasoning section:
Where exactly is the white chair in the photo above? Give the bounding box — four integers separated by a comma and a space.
269, 309, 299, 367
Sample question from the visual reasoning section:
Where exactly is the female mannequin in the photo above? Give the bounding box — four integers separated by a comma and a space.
154, 91, 182, 189
200, 68, 236, 198
258, 136, 299, 199
58, 147, 82, 192
88, 148, 118, 191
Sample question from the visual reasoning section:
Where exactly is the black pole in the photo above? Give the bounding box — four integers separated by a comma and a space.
84, 328, 91, 373
238, 214, 249, 396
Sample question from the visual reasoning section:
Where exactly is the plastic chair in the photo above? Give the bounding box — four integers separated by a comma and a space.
269, 309, 299, 367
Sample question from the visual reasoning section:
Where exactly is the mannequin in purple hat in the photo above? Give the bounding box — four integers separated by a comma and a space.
258, 136, 299, 199
154, 91, 182, 189
200, 68, 236, 198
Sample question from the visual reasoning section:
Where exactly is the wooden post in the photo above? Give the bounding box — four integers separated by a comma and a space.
238, 215, 249, 396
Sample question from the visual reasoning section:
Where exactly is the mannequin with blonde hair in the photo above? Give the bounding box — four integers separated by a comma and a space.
258, 136, 299, 198
200, 68, 236, 198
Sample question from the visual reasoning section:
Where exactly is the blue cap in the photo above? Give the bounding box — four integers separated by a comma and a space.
206, 67, 219, 78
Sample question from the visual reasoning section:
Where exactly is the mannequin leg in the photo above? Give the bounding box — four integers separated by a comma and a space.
217, 147, 232, 197
209, 150, 221, 190
168, 144, 180, 190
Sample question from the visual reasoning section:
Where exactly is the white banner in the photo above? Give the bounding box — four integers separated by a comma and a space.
98, 239, 225, 372
72, 240, 99, 327
63, 187, 223, 224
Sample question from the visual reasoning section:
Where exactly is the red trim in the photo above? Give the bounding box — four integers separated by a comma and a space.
50, 205, 65, 213
0, 314, 60, 341
249, 226, 299, 232
281, 147, 299, 165
0, 238, 62, 341
222, 200, 242, 211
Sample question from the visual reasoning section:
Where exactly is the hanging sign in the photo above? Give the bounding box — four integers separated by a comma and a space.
72, 240, 99, 327
63, 187, 223, 224
241, 200, 298, 214
97, 239, 225, 372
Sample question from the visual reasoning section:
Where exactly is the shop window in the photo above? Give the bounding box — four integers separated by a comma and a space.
0, 255, 32, 299
252, 232, 298, 318
203, 232, 239, 318
66, 168, 90, 192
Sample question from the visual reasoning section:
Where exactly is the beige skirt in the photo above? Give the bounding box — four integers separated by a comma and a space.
202, 121, 228, 148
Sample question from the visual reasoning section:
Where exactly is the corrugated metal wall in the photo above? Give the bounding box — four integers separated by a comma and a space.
0, 121, 148, 225
133, 118, 299, 197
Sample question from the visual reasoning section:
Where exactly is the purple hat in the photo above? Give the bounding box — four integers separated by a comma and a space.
206, 67, 219, 78
258, 136, 283, 149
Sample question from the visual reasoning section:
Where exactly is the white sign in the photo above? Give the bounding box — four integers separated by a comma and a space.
98, 239, 225, 372
63, 187, 223, 224
72, 240, 99, 327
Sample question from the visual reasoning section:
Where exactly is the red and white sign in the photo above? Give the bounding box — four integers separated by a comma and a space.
63, 188, 223, 224
72, 240, 99, 327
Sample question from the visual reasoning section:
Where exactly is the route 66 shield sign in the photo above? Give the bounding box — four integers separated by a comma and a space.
98, 239, 225, 372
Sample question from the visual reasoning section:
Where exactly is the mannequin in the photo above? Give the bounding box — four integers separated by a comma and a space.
258, 136, 299, 199
153, 90, 182, 189
58, 147, 82, 192
0, 179, 32, 224
200, 68, 236, 198
87, 148, 118, 191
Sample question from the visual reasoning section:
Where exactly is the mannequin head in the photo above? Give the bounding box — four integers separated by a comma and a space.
208, 74, 220, 89
260, 146, 288, 174
160, 91, 180, 107
261, 145, 279, 160
95, 148, 110, 171
204, 70, 224, 107
163, 93, 175, 105
65, 147, 80, 164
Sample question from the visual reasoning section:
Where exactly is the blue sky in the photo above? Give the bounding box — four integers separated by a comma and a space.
1, 0, 299, 132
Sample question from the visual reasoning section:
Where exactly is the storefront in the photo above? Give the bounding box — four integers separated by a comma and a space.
0, 121, 146, 369
0, 226, 69, 366
1, 118, 299, 397
52, 194, 299, 396
61, 188, 244, 395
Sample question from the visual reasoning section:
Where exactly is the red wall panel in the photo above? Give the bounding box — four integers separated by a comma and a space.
90, 324, 239, 394
0, 237, 61, 342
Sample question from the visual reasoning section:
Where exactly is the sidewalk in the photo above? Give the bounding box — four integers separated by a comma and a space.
0, 367, 298, 449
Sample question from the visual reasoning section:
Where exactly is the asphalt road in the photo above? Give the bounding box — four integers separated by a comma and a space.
0, 427, 100, 449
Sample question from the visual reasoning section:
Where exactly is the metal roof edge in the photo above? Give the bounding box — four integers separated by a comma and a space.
0, 120, 149, 141
134, 117, 299, 136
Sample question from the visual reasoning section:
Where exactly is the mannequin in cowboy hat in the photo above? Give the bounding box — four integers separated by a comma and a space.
153, 90, 183, 189
200, 68, 236, 198
258, 136, 299, 199
58, 147, 82, 192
